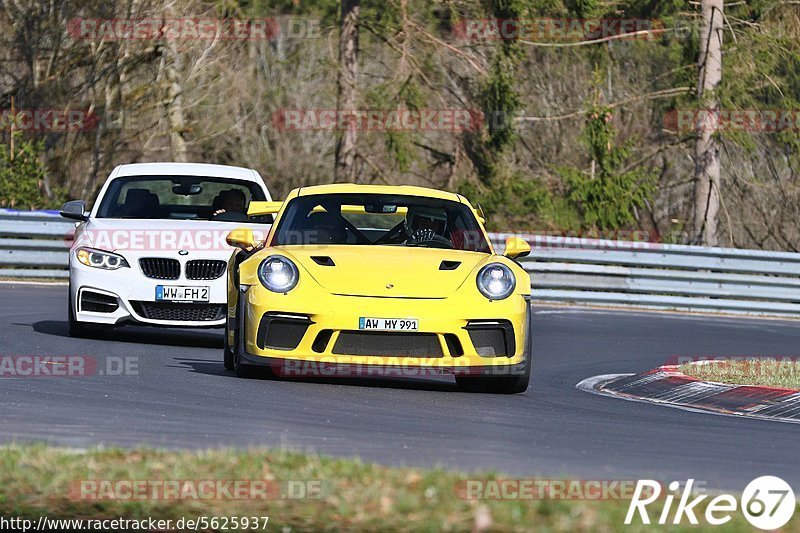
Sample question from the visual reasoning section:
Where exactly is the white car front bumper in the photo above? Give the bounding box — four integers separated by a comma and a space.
69, 252, 229, 328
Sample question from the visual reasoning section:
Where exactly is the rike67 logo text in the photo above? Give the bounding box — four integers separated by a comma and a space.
626, 477, 795, 529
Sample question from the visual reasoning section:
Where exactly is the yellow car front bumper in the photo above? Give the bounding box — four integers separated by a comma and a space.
236, 284, 530, 377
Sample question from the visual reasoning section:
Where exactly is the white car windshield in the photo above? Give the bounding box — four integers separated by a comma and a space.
95, 176, 270, 223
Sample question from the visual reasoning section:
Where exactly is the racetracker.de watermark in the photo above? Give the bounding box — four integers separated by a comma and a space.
66, 17, 322, 41
0, 355, 138, 377
452, 18, 662, 41
264, 358, 527, 379
664, 109, 800, 133
69, 228, 270, 252
68, 479, 326, 501
455, 479, 661, 501
493, 230, 671, 251
0, 109, 100, 132
272, 109, 483, 132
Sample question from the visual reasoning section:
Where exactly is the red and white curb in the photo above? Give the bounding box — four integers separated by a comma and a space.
577, 365, 800, 424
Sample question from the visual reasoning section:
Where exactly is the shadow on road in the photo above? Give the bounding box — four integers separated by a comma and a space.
174, 357, 461, 392
25, 320, 224, 349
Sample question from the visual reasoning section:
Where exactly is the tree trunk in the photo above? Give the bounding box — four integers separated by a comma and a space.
334, 0, 359, 182
163, 32, 189, 163
693, 0, 723, 246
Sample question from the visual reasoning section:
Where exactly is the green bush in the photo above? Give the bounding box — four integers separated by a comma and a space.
0, 133, 64, 210
557, 106, 656, 230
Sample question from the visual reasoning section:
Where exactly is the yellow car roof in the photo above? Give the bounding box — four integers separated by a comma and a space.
291, 184, 469, 205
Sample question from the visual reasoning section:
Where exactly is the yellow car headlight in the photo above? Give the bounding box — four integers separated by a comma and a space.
477, 263, 515, 300
258, 255, 299, 293
75, 247, 129, 270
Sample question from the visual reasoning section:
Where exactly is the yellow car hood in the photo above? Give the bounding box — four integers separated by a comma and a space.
277, 245, 490, 298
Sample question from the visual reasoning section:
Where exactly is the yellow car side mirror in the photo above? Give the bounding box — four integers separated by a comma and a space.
226, 227, 256, 250
503, 236, 531, 260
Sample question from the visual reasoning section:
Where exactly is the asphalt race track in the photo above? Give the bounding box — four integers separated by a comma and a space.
1, 283, 798, 490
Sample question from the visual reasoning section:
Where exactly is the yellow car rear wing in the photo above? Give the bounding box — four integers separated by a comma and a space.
247, 201, 283, 217
310, 205, 410, 215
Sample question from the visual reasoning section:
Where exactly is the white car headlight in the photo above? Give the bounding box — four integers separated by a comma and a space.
75, 247, 129, 270
476, 263, 516, 300
258, 255, 299, 293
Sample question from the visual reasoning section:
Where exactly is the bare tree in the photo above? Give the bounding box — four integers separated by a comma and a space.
693, 0, 723, 246
161, 17, 189, 162
334, 0, 359, 182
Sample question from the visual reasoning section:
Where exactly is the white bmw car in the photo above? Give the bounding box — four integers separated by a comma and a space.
61, 162, 272, 336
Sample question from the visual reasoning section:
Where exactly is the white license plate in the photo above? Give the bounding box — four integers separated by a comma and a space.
359, 317, 419, 331
156, 285, 210, 302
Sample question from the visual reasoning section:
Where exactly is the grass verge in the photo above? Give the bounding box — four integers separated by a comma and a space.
679, 360, 800, 389
0, 444, 790, 531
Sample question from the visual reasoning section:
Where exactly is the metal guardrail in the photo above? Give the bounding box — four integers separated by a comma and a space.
2, 211, 800, 317
491, 233, 800, 317
0, 209, 73, 278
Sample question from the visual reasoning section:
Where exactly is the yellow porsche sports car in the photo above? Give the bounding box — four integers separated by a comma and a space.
224, 184, 532, 393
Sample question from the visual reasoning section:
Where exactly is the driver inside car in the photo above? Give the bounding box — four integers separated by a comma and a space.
405, 206, 450, 246
211, 189, 248, 221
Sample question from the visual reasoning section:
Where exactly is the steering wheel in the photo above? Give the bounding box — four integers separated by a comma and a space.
407, 230, 454, 249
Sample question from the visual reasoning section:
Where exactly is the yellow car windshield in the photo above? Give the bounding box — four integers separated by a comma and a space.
272, 193, 491, 253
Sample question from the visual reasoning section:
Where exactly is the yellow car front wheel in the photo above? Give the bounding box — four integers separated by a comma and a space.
226, 294, 272, 380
